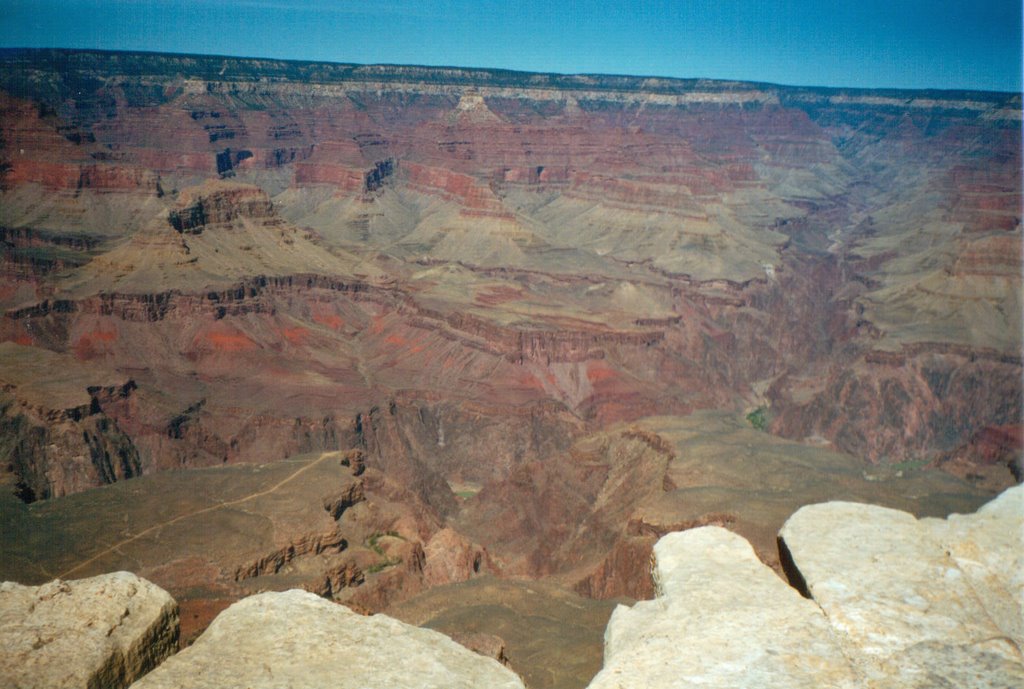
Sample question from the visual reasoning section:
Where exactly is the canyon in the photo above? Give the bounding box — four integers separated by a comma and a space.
0, 49, 1020, 688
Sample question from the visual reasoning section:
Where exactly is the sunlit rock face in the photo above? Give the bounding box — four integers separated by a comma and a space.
588, 527, 861, 689
590, 486, 1023, 689
127, 589, 525, 689
778, 486, 1024, 688
0, 572, 179, 689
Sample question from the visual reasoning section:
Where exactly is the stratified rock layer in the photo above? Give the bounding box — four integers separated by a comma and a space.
779, 485, 1024, 688
129, 589, 525, 689
0, 49, 1019, 686
1, 50, 1019, 504
0, 571, 178, 689
587, 527, 859, 689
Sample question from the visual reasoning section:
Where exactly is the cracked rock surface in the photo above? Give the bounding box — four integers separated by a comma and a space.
587, 485, 1023, 689
0, 571, 179, 689
588, 527, 859, 689
780, 485, 1024, 688
129, 589, 525, 689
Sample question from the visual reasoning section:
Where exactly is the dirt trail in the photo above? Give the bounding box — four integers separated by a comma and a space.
58, 452, 336, 579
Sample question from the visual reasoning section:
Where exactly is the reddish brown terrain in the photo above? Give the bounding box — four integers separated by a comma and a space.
0, 50, 1020, 688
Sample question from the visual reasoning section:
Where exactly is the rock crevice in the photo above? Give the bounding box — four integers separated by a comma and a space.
588, 486, 1023, 688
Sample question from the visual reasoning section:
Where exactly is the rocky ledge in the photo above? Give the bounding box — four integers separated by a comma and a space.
778, 485, 1023, 688
3, 487, 1019, 688
591, 484, 1023, 688
0, 571, 178, 689
129, 589, 524, 689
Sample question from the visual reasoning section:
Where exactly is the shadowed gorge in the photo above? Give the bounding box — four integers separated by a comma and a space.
0, 49, 1020, 689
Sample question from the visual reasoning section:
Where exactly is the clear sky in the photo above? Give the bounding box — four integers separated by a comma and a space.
2, 0, 1021, 92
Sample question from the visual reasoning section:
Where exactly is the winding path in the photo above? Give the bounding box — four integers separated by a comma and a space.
58, 452, 336, 579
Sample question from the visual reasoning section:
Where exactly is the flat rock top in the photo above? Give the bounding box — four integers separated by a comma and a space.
588, 526, 860, 689
130, 589, 525, 689
0, 342, 127, 410
0, 571, 178, 689
1, 452, 354, 589
587, 486, 1023, 689
779, 485, 1024, 688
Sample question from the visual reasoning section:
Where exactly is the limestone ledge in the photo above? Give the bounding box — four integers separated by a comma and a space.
589, 485, 1023, 688
0, 571, 178, 689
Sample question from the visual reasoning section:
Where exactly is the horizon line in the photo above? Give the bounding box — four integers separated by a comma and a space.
3, 46, 1021, 98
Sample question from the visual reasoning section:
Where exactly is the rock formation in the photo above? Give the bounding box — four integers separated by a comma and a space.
779, 485, 1024, 688
0, 571, 178, 689
1, 50, 1018, 504
128, 589, 525, 689
588, 486, 1023, 688
587, 527, 860, 688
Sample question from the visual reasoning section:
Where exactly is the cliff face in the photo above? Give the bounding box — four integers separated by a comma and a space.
2, 51, 1017, 484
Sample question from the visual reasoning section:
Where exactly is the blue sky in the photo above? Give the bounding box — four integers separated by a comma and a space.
2, 1, 1021, 91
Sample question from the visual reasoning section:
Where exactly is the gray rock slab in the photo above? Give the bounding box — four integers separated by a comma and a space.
779, 486, 1024, 688
0, 571, 179, 689
587, 526, 860, 689
924, 483, 1024, 648
129, 589, 525, 689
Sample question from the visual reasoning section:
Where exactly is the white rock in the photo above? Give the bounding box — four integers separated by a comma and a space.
588, 527, 860, 689
129, 589, 525, 689
0, 571, 179, 689
779, 487, 1024, 688
924, 484, 1024, 648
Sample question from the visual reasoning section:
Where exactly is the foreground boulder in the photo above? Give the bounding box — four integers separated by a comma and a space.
0, 571, 178, 689
925, 483, 1024, 648
129, 589, 525, 689
587, 485, 1023, 689
587, 527, 860, 689
779, 485, 1024, 688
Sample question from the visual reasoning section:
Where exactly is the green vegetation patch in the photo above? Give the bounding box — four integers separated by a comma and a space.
364, 531, 403, 573
746, 406, 768, 431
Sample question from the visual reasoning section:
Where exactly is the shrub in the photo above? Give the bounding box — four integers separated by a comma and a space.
746, 406, 768, 431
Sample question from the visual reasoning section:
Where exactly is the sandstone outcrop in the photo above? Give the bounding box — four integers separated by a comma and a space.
779, 485, 1024, 688
167, 179, 274, 232
925, 485, 1024, 647
0, 571, 178, 689
422, 527, 490, 586
587, 527, 860, 689
129, 589, 525, 689
0, 343, 141, 501
587, 486, 1022, 689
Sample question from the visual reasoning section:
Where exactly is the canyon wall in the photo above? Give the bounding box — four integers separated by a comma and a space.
0, 50, 1019, 654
